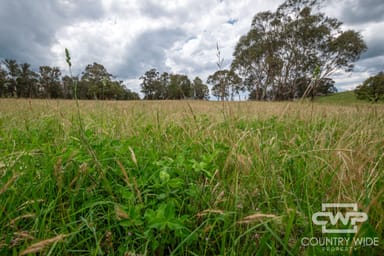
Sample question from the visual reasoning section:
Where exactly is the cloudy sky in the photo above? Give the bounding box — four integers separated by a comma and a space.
0, 0, 383, 96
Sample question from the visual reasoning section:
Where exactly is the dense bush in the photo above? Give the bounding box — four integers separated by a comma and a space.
355, 72, 384, 102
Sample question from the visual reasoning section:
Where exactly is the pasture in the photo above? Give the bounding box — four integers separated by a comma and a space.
0, 99, 383, 255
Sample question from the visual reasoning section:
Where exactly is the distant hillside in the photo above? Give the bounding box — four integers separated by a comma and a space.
315, 90, 368, 104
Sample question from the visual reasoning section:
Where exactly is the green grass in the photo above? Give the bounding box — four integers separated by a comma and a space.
315, 91, 369, 104
0, 99, 383, 255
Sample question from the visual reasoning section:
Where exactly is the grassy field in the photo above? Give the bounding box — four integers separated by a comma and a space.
0, 99, 383, 255
314, 91, 368, 104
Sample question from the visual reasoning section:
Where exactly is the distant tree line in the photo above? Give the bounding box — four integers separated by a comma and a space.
140, 68, 209, 100
0, 60, 140, 100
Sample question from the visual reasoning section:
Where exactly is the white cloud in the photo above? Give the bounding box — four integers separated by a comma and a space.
54, 0, 281, 81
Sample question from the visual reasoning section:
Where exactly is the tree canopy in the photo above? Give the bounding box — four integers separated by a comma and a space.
355, 72, 384, 102
0, 60, 139, 100
140, 68, 209, 100
207, 69, 242, 101
231, 0, 366, 100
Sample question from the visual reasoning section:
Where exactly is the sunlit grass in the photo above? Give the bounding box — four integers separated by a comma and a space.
315, 91, 369, 104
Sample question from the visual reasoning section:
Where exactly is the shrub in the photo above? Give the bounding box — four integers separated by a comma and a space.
355, 72, 384, 102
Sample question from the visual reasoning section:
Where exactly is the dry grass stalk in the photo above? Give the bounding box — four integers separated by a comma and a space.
8, 231, 36, 248
213, 190, 225, 206
128, 147, 138, 167
13, 231, 35, 241
115, 160, 142, 202
132, 176, 143, 203
124, 252, 144, 256
196, 209, 224, 217
9, 214, 36, 227
101, 231, 113, 254
116, 160, 131, 187
115, 205, 129, 220
0, 174, 19, 195
19, 234, 67, 255
237, 213, 279, 224
16, 199, 44, 212
69, 162, 89, 188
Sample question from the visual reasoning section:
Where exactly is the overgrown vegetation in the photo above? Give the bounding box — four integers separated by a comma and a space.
0, 99, 383, 255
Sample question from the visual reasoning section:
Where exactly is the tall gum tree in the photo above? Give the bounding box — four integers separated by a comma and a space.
232, 0, 367, 100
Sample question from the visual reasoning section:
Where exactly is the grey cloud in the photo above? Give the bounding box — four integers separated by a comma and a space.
324, 0, 384, 88
0, 0, 105, 67
340, 0, 384, 24
355, 56, 384, 74
353, 24, 384, 75
138, 1, 169, 18
63, 0, 106, 20
169, 53, 216, 75
116, 28, 187, 78
137, 0, 209, 25
360, 34, 384, 60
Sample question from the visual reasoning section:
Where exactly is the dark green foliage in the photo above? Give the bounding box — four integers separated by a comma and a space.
16, 63, 39, 98
0, 60, 139, 100
167, 73, 192, 99
192, 77, 209, 100
0, 66, 6, 97
39, 66, 62, 98
207, 69, 242, 101
140, 68, 162, 100
293, 77, 337, 100
140, 68, 209, 100
2, 59, 20, 97
355, 72, 384, 102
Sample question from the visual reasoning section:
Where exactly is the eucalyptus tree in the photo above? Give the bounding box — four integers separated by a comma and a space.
39, 66, 62, 98
158, 72, 170, 99
207, 69, 242, 101
62, 75, 77, 99
2, 59, 20, 97
168, 74, 192, 99
0, 65, 7, 97
192, 77, 209, 100
140, 68, 161, 100
17, 63, 38, 98
232, 0, 367, 100
140, 69, 195, 100
80, 62, 112, 99
124, 88, 141, 100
